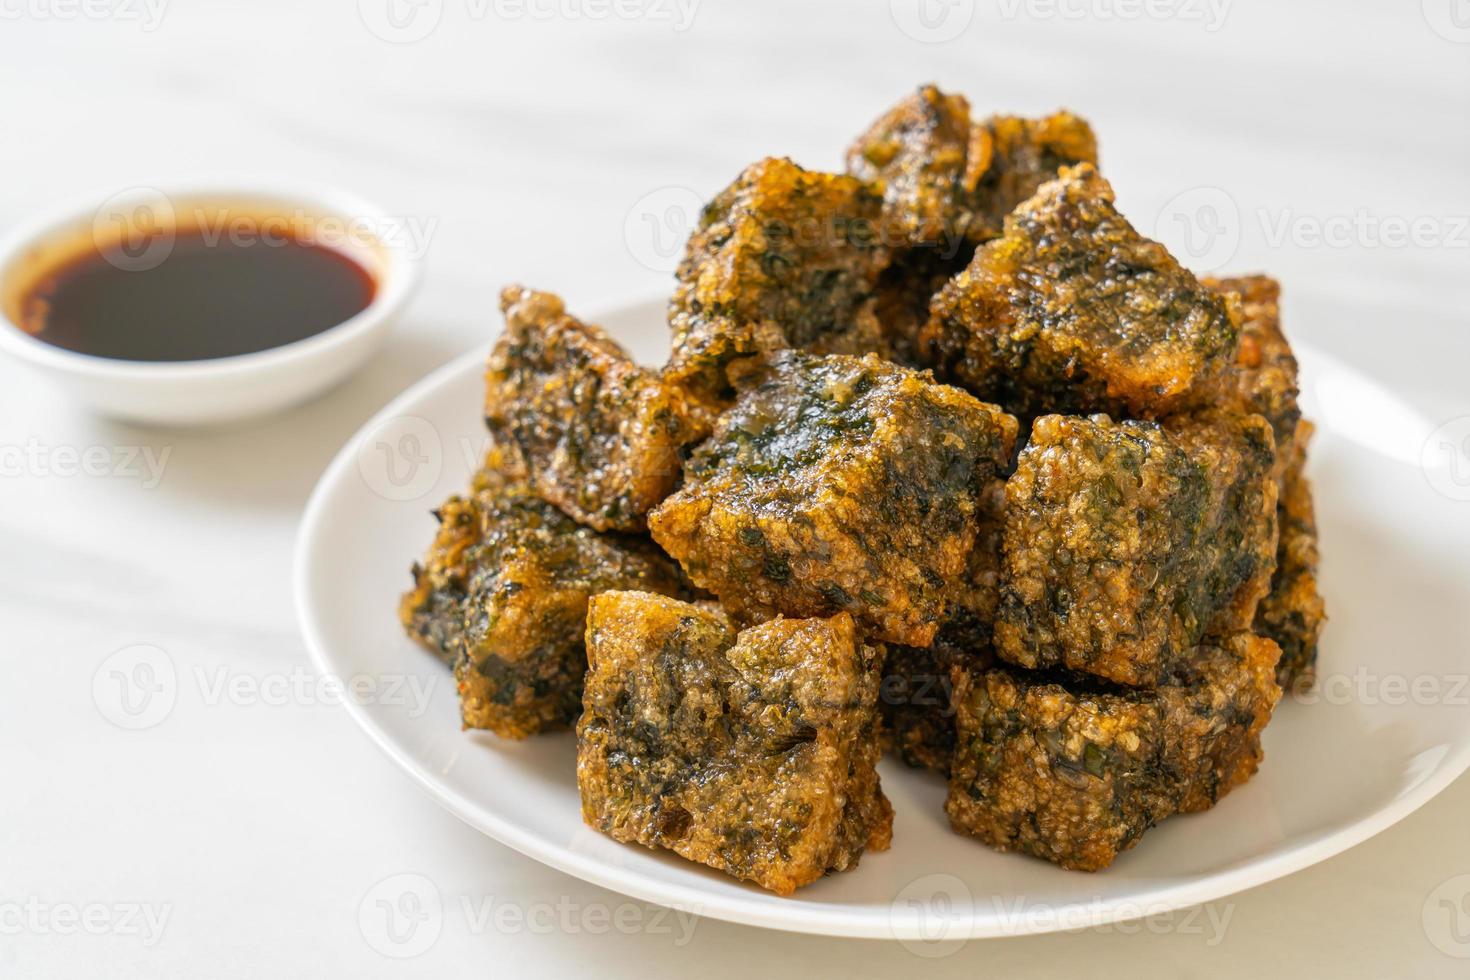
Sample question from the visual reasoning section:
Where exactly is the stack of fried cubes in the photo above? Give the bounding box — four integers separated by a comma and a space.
401, 86, 1326, 892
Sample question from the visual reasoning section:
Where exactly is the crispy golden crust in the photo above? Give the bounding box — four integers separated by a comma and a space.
1255, 420, 1326, 689
400, 438, 531, 665
947, 632, 1281, 871
486, 286, 699, 532
1205, 273, 1302, 474
845, 84, 974, 247
1202, 277, 1324, 686
649, 350, 1019, 646
922, 164, 1241, 419
965, 111, 1100, 244
939, 477, 1010, 650
467, 435, 530, 493
845, 84, 1098, 248
849, 88, 1097, 364
995, 411, 1278, 688
1165, 636, 1281, 815
882, 487, 1007, 776
399, 494, 486, 668
399, 476, 689, 739
667, 158, 892, 406
577, 594, 891, 895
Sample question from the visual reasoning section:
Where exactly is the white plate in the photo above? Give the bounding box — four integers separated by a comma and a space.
295, 296, 1470, 940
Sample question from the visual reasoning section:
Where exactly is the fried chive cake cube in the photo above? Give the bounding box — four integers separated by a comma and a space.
845, 84, 1099, 248
577, 592, 892, 896
1205, 274, 1302, 471
1255, 420, 1327, 689
946, 632, 1282, 871
881, 483, 1009, 775
964, 111, 1102, 244
399, 438, 531, 665
923, 164, 1241, 420
846, 88, 970, 370
848, 87, 1097, 363
995, 411, 1278, 688
845, 84, 974, 248
399, 492, 487, 669
1201, 276, 1324, 685
399, 481, 689, 739
486, 286, 699, 532
667, 157, 891, 405
649, 350, 1019, 647
936, 477, 1010, 651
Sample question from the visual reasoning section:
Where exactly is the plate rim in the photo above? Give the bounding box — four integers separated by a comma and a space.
293, 299, 1470, 940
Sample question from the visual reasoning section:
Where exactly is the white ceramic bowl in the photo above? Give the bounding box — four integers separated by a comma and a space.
0, 180, 419, 427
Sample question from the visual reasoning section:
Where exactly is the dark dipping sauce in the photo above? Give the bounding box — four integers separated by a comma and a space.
20, 228, 377, 362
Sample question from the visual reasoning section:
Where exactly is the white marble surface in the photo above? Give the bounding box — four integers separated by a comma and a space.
2, 1, 1468, 976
